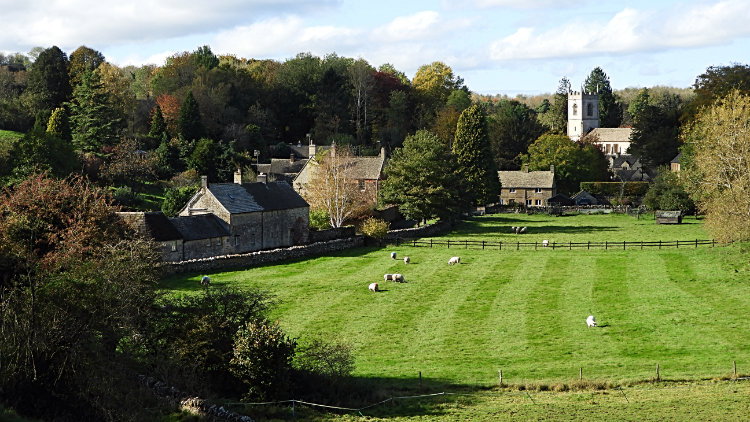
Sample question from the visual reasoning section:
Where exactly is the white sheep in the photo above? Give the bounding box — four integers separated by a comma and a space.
392, 274, 404, 283
448, 256, 460, 265
519, 227, 527, 234
542, 240, 549, 247
384, 274, 394, 281
369, 283, 379, 292
391, 252, 397, 260
200, 276, 211, 287
404, 256, 410, 264
586, 315, 597, 327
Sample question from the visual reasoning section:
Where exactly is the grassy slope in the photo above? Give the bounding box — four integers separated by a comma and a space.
161, 213, 749, 387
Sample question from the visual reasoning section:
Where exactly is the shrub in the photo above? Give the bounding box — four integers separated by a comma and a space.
112, 186, 142, 207
309, 209, 331, 230
230, 319, 296, 401
294, 337, 355, 380
579, 181, 650, 196
359, 217, 390, 238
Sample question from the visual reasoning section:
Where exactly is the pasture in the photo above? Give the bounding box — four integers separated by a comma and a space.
161, 213, 750, 388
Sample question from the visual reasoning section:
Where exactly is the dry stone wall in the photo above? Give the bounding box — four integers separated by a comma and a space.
162, 236, 364, 275
383, 221, 453, 240
309, 226, 356, 242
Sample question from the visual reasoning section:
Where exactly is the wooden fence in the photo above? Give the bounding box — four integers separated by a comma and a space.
382, 238, 717, 251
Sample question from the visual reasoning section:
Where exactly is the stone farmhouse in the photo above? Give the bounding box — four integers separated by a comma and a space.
497, 165, 557, 206
293, 146, 387, 208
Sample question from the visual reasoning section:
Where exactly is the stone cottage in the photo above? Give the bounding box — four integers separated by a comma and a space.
497, 165, 557, 206
118, 211, 185, 262
179, 173, 310, 255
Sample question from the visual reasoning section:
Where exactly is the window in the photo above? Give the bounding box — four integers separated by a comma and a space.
535, 199, 542, 206
205, 239, 211, 247
526, 199, 532, 206
572, 103, 578, 116
235, 236, 240, 246
215, 237, 221, 246
587, 103, 593, 116
358, 180, 365, 191
509, 188, 516, 193
535, 188, 542, 193
499, 199, 504, 205
170, 241, 177, 252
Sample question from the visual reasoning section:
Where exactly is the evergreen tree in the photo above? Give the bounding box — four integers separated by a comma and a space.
193, 45, 219, 70
627, 104, 681, 170
46, 107, 72, 142
149, 104, 167, 139
177, 91, 205, 141
68, 70, 119, 154
68, 46, 106, 88
186, 138, 217, 179
584, 67, 622, 128
11, 128, 78, 178
453, 105, 500, 205
26, 46, 72, 113
380, 130, 465, 222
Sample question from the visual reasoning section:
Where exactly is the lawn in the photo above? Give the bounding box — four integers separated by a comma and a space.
161, 213, 748, 388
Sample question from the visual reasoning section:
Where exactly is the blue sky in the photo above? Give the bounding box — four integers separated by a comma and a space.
3, 0, 750, 95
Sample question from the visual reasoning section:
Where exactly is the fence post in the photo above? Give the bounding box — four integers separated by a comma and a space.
465, 240, 468, 249
552, 241, 555, 250
499, 241, 502, 251
656, 364, 660, 381
499, 370, 503, 386
482, 240, 485, 250
413, 239, 416, 247
605, 241, 608, 250
588, 241, 590, 250
623, 241, 625, 250
419, 371, 422, 390
431, 239, 433, 248
734, 360, 737, 376
517, 242, 519, 251
448, 240, 450, 249
535, 242, 537, 250
659, 240, 662, 249
580, 368, 583, 380
569, 241, 572, 250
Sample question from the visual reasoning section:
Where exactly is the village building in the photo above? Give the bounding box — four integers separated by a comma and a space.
567, 92, 633, 156
293, 146, 387, 208
497, 165, 557, 206
609, 154, 654, 182
589, 127, 633, 156
670, 153, 682, 173
118, 211, 185, 262
179, 173, 310, 254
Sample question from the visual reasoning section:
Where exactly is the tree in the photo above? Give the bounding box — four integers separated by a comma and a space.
628, 88, 651, 123
412, 61, 463, 112
539, 77, 570, 134
584, 67, 622, 128
314, 67, 350, 143
68, 45, 105, 88
186, 138, 217, 179
68, 70, 119, 154
683, 90, 750, 242
25, 46, 71, 113
178, 90, 205, 141
303, 148, 364, 228
446, 88, 472, 112
0, 174, 161, 420
349, 59, 375, 144
161, 186, 197, 217
380, 130, 465, 222
230, 319, 296, 401
627, 104, 681, 170
155, 93, 181, 137
685, 64, 750, 122
453, 105, 500, 205
643, 168, 694, 214
525, 133, 608, 194
10, 128, 78, 178
46, 107, 71, 142
95, 62, 135, 126
193, 45, 219, 70
99, 138, 159, 190
149, 104, 167, 139
488, 99, 546, 170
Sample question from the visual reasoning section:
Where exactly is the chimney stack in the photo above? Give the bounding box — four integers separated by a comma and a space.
290, 153, 295, 163
381, 147, 386, 158
523, 164, 529, 173
257, 173, 267, 184
234, 168, 242, 184
201, 175, 208, 190
550, 164, 555, 174
308, 144, 316, 158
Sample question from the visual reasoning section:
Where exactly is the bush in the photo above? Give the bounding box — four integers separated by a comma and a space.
112, 186, 142, 207
579, 181, 650, 196
162, 186, 197, 217
359, 217, 390, 238
295, 337, 355, 380
309, 208, 331, 230
229, 319, 296, 401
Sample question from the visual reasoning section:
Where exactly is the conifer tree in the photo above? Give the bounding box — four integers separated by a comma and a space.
584, 67, 622, 128
26, 46, 71, 113
68, 70, 119, 154
453, 105, 500, 206
149, 104, 167, 139
46, 107, 72, 142
177, 91, 205, 141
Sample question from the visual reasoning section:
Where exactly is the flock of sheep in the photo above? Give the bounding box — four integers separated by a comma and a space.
367, 252, 460, 292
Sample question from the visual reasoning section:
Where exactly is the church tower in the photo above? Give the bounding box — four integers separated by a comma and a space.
567, 91, 599, 141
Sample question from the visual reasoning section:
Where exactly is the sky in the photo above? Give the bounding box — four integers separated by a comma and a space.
3, 0, 750, 95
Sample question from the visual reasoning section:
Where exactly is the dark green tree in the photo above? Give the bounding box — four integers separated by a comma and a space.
446, 88, 472, 112
68, 45, 106, 88
684, 64, 750, 122
67, 70, 119, 154
193, 45, 219, 70
178, 91, 205, 141
627, 104, 681, 170
488, 99, 546, 170
584, 67, 622, 128
25, 46, 71, 113
313, 67, 351, 142
10, 128, 78, 178
155, 136, 181, 176
380, 130, 465, 222
453, 105, 500, 205
161, 186, 197, 217
643, 168, 694, 214
187, 138, 217, 179
525, 133, 609, 194
542, 77, 571, 134
149, 104, 167, 139
627, 88, 651, 123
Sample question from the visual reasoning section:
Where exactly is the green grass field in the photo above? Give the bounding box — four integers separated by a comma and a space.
162, 213, 750, 388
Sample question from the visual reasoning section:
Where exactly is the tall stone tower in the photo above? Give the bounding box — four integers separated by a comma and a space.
567, 91, 599, 141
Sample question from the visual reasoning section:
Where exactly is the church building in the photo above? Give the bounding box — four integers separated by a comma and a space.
567, 91, 632, 156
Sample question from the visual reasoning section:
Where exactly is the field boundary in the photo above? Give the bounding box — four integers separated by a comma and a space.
381, 238, 718, 251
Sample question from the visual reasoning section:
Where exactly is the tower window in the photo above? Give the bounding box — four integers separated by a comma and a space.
572, 104, 578, 116
587, 103, 593, 116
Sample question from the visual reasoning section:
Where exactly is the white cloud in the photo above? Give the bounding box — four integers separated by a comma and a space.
0, 0, 339, 52
489, 0, 750, 61
443, 0, 582, 10
371, 11, 473, 42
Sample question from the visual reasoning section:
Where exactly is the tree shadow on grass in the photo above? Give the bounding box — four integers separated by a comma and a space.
447, 223, 619, 237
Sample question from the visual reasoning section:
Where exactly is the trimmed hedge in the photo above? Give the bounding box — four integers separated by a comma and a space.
579, 181, 650, 196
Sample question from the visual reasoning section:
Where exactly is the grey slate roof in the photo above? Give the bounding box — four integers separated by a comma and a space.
169, 214, 230, 241
118, 212, 183, 241
497, 170, 556, 189
269, 158, 307, 175
589, 128, 633, 143
671, 153, 682, 164
207, 181, 309, 214
610, 154, 640, 170
348, 156, 386, 179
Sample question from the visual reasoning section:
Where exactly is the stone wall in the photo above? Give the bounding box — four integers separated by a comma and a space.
383, 220, 453, 240
309, 226, 357, 242
162, 236, 364, 275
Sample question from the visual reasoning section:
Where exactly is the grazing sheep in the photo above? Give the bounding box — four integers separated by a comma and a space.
391, 252, 397, 260
511, 226, 517, 233
448, 256, 460, 265
392, 274, 404, 283
586, 315, 597, 327
542, 240, 549, 247
384, 274, 394, 281
200, 276, 211, 287
369, 283, 379, 292
404, 256, 410, 264
519, 227, 527, 234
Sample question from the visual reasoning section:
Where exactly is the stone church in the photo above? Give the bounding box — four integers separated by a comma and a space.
568, 91, 632, 156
